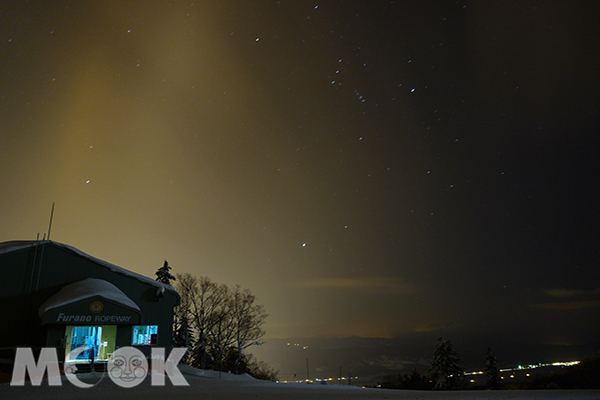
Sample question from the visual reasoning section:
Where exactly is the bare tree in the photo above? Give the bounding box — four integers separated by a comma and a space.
175, 274, 228, 369
207, 286, 236, 373
174, 273, 268, 374
246, 354, 279, 381
229, 285, 267, 373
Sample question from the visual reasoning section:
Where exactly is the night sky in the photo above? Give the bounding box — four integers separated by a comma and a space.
2, 1, 599, 347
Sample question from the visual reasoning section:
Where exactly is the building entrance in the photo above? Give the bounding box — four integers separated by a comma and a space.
65, 325, 116, 361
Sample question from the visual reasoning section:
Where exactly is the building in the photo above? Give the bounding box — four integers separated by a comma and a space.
0, 240, 179, 368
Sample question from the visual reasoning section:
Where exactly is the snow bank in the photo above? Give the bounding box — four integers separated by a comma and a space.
178, 364, 257, 381
38, 278, 140, 317
1, 370, 599, 400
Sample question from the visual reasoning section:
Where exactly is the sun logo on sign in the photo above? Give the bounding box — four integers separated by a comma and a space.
89, 301, 104, 313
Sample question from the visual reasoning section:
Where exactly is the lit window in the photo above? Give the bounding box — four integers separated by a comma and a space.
132, 325, 158, 345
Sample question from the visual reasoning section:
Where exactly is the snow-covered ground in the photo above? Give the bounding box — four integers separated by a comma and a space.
1, 365, 598, 400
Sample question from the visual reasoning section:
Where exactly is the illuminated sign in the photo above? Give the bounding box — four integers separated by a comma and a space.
56, 313, 132, 323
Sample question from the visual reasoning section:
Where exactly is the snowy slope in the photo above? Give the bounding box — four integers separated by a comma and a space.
1, 366, 599, 400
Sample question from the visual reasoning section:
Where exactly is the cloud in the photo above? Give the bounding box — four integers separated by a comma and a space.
296, 276, 416, 295
531, 287, 600, 310
529, 300, 600, 311
543, 288, 600, 298
413, 322, 447, 333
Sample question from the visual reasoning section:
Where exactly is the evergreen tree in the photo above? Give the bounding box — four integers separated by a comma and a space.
485, 347, 502, 390
172, 312, 194, 365
155, 260, 176, 285
429, 337, 465, 390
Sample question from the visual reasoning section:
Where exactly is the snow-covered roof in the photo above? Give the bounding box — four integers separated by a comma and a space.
0, 240, 38, 255
0, 240, 177, 295
39, 278, 140, 317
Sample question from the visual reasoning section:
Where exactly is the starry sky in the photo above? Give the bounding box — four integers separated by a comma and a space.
1, 1, 599, 347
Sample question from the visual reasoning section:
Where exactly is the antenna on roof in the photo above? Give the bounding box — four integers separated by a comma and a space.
47, 202, 55, 241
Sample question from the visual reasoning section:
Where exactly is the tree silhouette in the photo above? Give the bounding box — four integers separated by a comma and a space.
172, 312, 194, 364
174, 273, 267, 373
155, 260, 176, 285
429, 337, 465, 390
485, 347, 502, 390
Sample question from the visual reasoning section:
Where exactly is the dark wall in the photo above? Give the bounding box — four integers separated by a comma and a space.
0, 242, 178, 350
